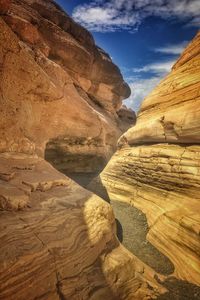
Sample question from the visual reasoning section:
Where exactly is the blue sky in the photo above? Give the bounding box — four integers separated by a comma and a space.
56, 0, 199, 112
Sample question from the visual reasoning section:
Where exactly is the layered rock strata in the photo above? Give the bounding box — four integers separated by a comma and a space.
94, 32, 200, 293
0, 152, 167, 300
0, 1, 164, 299
0, 0, 134, 175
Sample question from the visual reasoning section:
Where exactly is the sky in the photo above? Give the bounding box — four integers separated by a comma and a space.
56, 0, 199, 112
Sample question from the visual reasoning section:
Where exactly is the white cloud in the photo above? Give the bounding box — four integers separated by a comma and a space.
125, 42, 186, 112
154, 41, 189, 55
125, 77, 161, 112
72, 0, 200, 32
73, 2, 139, 32
132, 59, 176, 76
124, 58, 176, 112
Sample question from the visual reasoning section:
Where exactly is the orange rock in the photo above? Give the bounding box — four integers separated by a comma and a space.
3, 15, 41, 44
99, 32, 200, 288
0, 0, 133, 173
0, 0, 11, 14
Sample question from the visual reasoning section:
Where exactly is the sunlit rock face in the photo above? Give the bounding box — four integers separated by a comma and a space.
96, 32, 200, 290
0, 152, 164, 300
0, 0, 132, 175
0, 1, 163, 300
119, 31, 200, 147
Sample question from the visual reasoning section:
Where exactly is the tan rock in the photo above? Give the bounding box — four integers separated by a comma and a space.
117, 105, 136, 132
97, 32, 200, 292
98, 144, 200, 285
0, 153, 162, 299
120, 31, 200, 147
0, 0, 134, 174
0, 0, 11, 14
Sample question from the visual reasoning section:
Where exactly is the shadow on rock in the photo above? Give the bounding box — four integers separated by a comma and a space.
87, 175, 111, 203
115, 218, 123, 243
111, 200, 175, 276
156, 276, 200, 299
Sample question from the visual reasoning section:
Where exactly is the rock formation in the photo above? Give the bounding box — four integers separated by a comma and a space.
0, 152, 166, 300
0, 1, 163, 300
117, 105, 136, 132
0, 0, 134, 177
1, 0, 200, 299
93, 31, 200, 296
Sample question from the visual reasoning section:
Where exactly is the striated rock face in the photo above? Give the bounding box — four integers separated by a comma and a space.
119, 31, 200, 147
94, 32, 200, 294
0, 1, 163, 300
0, 0, 132, 175
1, 1, 199, 299
0, 153, 166, 300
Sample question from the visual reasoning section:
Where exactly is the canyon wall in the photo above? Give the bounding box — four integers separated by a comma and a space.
94, 31, 200, 290
0, 1, 161, 300
0, 0, 135, 175
1, 0, 199, 299
0, 152, 164, 300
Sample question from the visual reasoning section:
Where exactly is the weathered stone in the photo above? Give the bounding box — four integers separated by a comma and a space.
0, 0, 133, 174
97, 32, 200, 292
0, 153, 163, 299
0, 0, 11, 14
117, 105, 136, 131
119, 32, 200, 147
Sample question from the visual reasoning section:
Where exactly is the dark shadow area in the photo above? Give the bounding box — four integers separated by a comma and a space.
115, 218, 123, 243
88, 176, 175, 276
43, 152, 199, 297
65, 172, 98, 188
111, 200, 175, 275
87, 175, 111, 203
156, 276, 200, 299
45, 139, 107, 190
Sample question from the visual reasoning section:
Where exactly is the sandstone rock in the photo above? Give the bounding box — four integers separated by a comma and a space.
96, 32, 200, 293
0, 0, 132, 175
0, 153, 163, 299
0, 0, 11, 14
119, 31, 200, 147
117, 105, 136, 131
0, 1, 164, 299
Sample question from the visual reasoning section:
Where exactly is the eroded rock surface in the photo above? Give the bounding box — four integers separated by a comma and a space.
92, 32, 200, 297
119, 31, 200, 146
0, 0, 133, 175
0, 1, 164, 300
0, 153, 165, 300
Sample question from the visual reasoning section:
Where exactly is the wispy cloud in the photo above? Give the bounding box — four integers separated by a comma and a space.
125, 77, 162, 112
154, 41, 189, 55
132, 59, 176, 75
124, 58, 176, 111
73, 0, 200, 32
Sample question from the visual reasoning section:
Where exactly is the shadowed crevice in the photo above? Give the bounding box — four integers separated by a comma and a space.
110, 200, 175, 275
156, 277, 200, 299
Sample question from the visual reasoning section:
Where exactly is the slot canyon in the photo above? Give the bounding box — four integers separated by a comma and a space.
0, 0, 199, 299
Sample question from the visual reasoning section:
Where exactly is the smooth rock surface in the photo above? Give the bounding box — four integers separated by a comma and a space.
0, 0, 133, 174
0, 1, 163, 299
0, 153, 163, 300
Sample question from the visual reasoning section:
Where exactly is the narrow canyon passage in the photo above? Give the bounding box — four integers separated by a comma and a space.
1, 0, 200, 299
104, 200, 200, 300
43, 160, 173, 271
66, 171, 174, 276
63, 171, 200, 300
